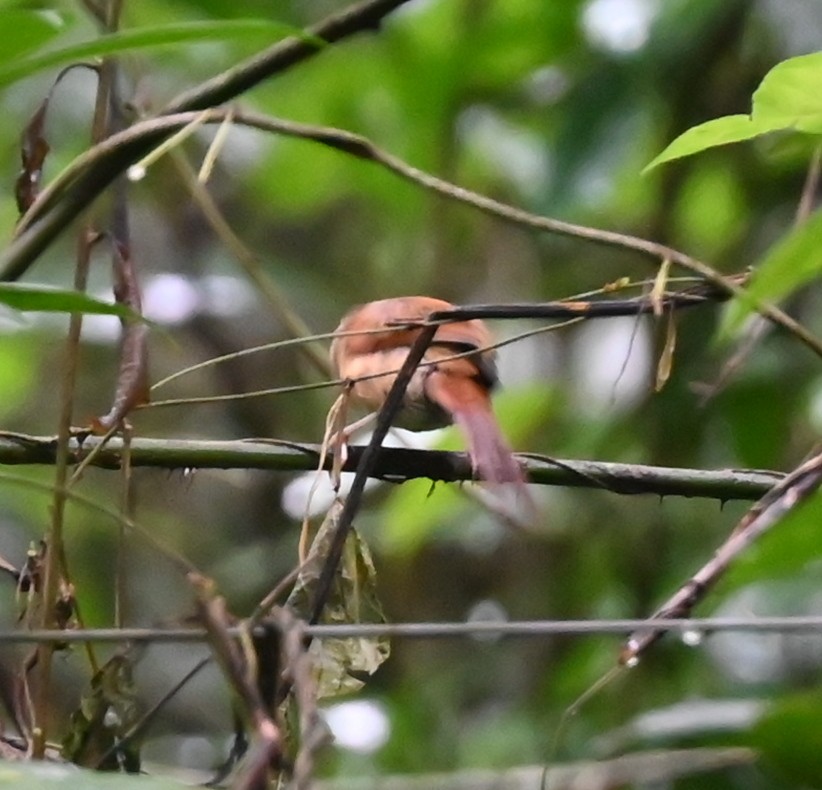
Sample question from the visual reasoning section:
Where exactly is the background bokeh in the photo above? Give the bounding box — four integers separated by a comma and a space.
1, 0, 822, 786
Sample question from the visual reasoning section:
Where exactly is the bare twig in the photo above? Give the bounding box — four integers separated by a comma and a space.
192, 575, 283, 789
699, 143, 822, 402
796, 144, 822, 225
622, 448, 822, 662
93, 657, 210, 770
272, 608, 328, 790
31, 25, 122, 753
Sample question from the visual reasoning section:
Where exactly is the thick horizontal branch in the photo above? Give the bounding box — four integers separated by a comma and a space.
0, 432, 782, 501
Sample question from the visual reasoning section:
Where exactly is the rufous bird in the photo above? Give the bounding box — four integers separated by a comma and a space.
330, 296, 525, 485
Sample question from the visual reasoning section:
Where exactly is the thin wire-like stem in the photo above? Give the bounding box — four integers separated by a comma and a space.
0, 616, 820, 644
151, 331, 342, 392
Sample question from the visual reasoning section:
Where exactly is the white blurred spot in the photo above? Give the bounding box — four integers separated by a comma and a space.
143, 273, 201, 325
496, 327, 560, 388
127, 164, 146, 182
466, 598, 508, 643
708, 582, 822, 684
36, 10, 65, 28
807, 376, 822, 432
681, 628, 704, 647
177, 736, 218, 769
281, 429, 442, 518
604, 698, 764, 748
524, 66, 570, 106
582, 0, 660, 53
323, 699, 390, 754
570, 317, 651, 415
80, 312, 121, 343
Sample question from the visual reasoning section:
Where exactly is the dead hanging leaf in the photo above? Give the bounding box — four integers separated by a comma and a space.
91, 240, 150, 434
287, 500, 390, 697
14, 65, 93, 216
655, 310, 677, 392
16, 543, 45, 627
62, 653, 140, 771
15, 98, 50, 215
650, 258, 672, 318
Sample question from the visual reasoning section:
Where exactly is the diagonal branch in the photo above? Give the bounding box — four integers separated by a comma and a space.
622, 448, 822, 662
308, 324, 437, 623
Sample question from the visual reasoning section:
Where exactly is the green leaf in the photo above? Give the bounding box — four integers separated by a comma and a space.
719, 207, 822, 336
751, 691, 822, 787
644, 52, 822, 172
0, 10, 66, 65
753, 51, 822, 134
0, 283, 136, 318
0, 19, 315, 88
643, 115, 776, 173
63, 654, 140, 770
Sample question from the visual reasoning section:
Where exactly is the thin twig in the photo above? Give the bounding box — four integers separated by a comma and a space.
31, 32, 119, 755
93, 657, 211, 770
622, 448, 822, 662
0, 471, 198, 577
796, 144, 822, 225
192, 575, 283, 788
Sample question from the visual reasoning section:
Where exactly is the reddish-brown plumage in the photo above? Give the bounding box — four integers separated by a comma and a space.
331, 296, 524, 484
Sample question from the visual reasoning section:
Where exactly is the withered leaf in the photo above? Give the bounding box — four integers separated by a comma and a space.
62, 653, 140, 771
92, 240, 149, 434
15, 98, 50, 215
287, 499, 390, 697
655, 310, 677, 392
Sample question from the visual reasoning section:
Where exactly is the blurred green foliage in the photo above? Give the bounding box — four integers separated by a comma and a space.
0, 0, 821, 787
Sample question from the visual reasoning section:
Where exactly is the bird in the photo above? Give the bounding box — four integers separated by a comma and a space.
330, 296, 525, 485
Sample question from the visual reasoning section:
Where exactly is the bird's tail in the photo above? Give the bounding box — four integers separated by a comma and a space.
426, 371, 525, 485
452, 406, 525, 484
